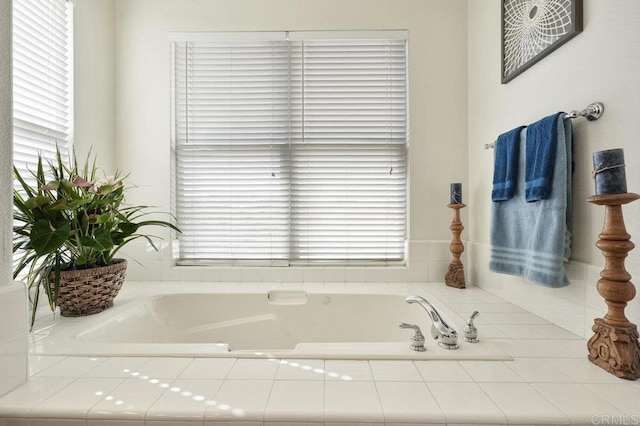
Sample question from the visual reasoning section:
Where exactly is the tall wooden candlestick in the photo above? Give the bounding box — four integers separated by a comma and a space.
587, 193, 640, 380
445, 203, 466, 289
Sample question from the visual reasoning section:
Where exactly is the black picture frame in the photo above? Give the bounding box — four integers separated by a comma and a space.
501, 0, 583, 84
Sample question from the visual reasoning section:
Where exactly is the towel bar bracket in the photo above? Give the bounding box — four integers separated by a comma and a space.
567, 102, 604, 121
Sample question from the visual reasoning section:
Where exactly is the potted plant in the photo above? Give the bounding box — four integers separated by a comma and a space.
13, 149, 180, 328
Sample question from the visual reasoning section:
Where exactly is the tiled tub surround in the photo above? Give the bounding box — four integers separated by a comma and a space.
30, 283, 506, 361
120, 240, 461, 284
0, 282, 28, 397
469, 242, 640, 340
2, 283, 639, 425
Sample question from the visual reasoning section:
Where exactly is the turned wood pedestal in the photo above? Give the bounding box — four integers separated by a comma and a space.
445, 203, 466, 289
587, 193, 640, 380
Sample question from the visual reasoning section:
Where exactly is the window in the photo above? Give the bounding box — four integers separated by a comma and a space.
171, 31, 408, 264
12, 0, 74, 186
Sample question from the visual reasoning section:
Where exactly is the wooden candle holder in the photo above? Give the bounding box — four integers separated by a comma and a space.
587, 193, 640, 380
445, 203, 466, 289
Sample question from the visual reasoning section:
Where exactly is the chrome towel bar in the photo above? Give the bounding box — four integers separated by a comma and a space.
484, 102, 604, 149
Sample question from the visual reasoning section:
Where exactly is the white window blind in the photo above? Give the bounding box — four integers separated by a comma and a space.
171, 31, 408, 264
12, 0, 73, 186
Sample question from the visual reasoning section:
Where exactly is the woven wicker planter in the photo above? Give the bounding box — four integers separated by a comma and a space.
54, 259, 127, 317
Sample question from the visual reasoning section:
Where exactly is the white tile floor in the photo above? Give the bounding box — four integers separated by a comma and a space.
1, 284, 639, 425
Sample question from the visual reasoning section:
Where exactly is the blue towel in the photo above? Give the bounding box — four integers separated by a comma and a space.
492, 126, 526, 201
490, 116, 573, 288
525, 112, 565, 202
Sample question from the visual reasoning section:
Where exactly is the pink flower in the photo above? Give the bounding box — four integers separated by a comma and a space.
39, 181, 59, 191
73, 176, 93, 187
89, 176, 123, 194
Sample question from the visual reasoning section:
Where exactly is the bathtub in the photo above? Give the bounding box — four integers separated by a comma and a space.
30, 282, 510, 360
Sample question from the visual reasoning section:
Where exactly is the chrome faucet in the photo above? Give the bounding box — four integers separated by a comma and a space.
405, 295, 459, 349
463, 311, 479, 343
398, 322, 426, 352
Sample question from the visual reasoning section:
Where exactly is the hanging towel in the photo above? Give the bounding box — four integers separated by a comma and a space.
489, 117, 573, 288
492, 125, 527, 201
525, 112, 565, 202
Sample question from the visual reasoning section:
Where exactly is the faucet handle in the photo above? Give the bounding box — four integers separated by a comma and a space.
399, 322, 426, 352
463, 311, 479, 343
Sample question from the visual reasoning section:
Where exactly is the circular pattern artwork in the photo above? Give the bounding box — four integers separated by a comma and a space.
502, 0, 582, 83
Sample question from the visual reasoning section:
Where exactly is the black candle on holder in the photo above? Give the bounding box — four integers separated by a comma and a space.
450, 183, 462, 204
592, 149, 627, 195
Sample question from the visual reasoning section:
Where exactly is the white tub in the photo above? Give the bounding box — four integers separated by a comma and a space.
31, 282, 509, 360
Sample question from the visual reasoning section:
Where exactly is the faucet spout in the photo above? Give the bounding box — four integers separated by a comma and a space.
405, 295, 459, 349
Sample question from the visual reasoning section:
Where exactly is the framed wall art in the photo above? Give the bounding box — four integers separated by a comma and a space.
502, 0, 583, 84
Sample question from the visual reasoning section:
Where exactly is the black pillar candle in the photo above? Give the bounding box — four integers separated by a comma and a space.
593, 149, 627, 195
450, 183, 462, 204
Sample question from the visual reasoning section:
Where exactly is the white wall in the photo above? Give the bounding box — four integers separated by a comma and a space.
468, 1, 640, 337
74, 0, 116, 173
113, 0, 469, 282
0, 0, 28, 397
0, 0, 11, 275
